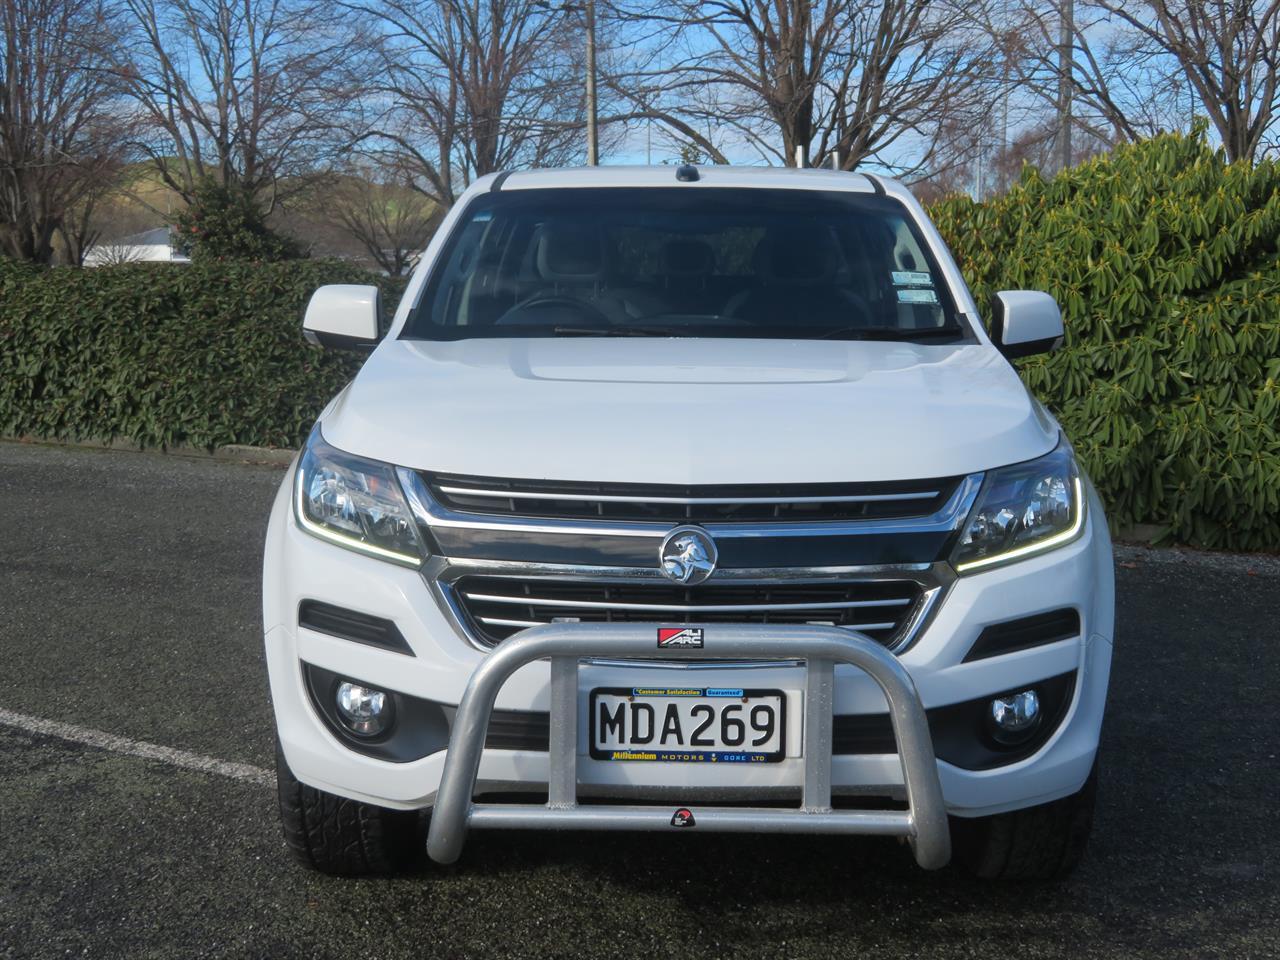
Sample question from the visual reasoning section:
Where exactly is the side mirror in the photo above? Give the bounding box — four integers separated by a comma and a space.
990, 290, 1064, 359
302, 284, 381, 351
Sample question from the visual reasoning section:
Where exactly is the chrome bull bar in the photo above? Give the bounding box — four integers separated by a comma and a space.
425, 623, 951, 870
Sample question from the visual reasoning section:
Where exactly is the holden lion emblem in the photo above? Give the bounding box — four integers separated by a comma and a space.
659, 526, 718, 585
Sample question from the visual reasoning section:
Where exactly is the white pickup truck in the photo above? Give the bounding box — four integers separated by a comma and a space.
263, 165, 1113, 881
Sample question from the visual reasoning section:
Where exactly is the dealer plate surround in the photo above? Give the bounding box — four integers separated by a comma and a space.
589, 686, 788, 763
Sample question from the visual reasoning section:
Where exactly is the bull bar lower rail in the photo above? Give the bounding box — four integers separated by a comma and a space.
425, 623, 952, 870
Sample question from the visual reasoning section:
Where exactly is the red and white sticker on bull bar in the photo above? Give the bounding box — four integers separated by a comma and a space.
657, 627, 704, 649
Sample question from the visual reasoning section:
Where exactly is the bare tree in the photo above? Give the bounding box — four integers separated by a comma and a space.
0, 0, 131, 264
607, 0, 999, 174
346, 0, 586, 209
1007, 2, 1176, 157
325, 169, 440, 275
64, 172, 173, 265
56, 191, 107, 266
1099, 0, 1280, 162
117, 0, 366, 212
1018, 1, 1280, 164
85, 237, 147, 266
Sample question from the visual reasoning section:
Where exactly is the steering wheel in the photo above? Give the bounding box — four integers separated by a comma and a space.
495, 296, 613, 327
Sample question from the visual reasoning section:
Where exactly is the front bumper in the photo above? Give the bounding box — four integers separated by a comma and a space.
265, 462, 1114, 825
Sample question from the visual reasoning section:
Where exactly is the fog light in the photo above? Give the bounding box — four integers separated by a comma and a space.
987, 689, 1040, 745
335, 682, 390, 737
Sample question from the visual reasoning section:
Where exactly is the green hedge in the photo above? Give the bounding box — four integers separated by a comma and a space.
931, 130, 1280, 550
0, 258, 403, 450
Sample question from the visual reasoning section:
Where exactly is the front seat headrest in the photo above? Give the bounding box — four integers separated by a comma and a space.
661, 239, 715, 277
536, 223, 603, 280
753, 228, 841, 282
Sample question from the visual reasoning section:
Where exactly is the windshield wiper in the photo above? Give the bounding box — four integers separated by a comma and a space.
552, 325, 691, 337
816, 325, 964, 341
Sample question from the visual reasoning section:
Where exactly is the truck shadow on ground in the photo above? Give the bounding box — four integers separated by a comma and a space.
415, 731, 1262, 923
408, 686, 1271, 943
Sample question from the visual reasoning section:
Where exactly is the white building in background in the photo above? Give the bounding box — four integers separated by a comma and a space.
84, 226, 190, 266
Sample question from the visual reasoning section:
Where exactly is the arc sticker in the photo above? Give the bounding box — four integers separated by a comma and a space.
657, 627, 704, 649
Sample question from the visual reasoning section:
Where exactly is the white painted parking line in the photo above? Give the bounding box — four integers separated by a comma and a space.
0, 707, 274, 788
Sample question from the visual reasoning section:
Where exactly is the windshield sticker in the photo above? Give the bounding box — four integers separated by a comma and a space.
892, 270, 933, 286
897, 288, 939, 304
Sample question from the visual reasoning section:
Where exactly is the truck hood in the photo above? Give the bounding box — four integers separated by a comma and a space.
321, 338, 1058, 484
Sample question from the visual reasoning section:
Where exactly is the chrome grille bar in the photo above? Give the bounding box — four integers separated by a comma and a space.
397, 468, 984, 540
461, 592, 912, 613
475, 615, 901, 631
443, 571, 932, 650
435, 485, 939, 505
478, 616, 547, 628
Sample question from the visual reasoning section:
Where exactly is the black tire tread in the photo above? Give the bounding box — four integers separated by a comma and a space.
275, 740, 421, 876
953, 763, 1097, 881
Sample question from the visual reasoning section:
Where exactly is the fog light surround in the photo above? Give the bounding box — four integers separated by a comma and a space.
335, 681, 392, 737
987, 689, 1041, 746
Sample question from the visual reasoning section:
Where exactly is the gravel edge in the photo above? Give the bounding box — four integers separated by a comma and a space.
1, 435, 296, 466
1113, 542, 1280, 576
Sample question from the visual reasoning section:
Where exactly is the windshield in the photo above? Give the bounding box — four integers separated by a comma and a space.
404, 187, 966, 341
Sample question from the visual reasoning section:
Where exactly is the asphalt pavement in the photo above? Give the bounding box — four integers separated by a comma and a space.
0, 440, 1276, 960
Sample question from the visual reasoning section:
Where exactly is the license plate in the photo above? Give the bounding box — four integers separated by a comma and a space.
589, 687, 786, 763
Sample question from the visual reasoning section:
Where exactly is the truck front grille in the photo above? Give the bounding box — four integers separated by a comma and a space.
424, 473, 960, 524
449, 576, 924, 648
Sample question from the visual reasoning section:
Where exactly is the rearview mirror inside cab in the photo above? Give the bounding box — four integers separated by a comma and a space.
990, 290, 1064, 359
303, 285, 382, 351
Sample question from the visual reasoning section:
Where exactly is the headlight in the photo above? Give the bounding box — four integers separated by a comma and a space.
294, 427, 426, 567
952, 440, 1085, 573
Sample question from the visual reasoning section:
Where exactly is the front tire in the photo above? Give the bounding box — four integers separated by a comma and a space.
275, 740, 423, 876
951, 761, 1098, 881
